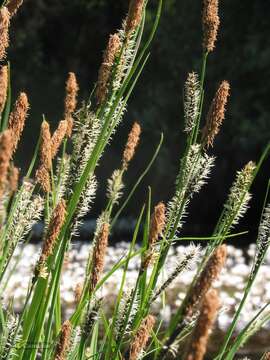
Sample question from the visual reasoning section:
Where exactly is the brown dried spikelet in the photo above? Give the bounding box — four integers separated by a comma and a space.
0, 65, 8, 113
96, 33, 121, 105
8, 165, 19, 193
0, 7, 10, 61
54, 320, 72, 360
8, 92, 29, 153
122, 122, 141, 169
7, 0, 23, 17
36, 121, 52, 192
0, 130, 13, 197
202, 0, 220, 53
202, 81, 230, 148
64, 72, 79, 137
74, 283, 83, 304
51, 120, 68, 158
90, 223, 109, 291
41, 199, 66, 260
184, 290, 220, 360
264, 353, 270, 360
129, 315, 155, 360
184, 245, 227, 317
126, 0, 144, 33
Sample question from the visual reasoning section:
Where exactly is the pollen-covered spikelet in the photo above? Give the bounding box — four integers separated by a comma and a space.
7, 0, 23, 17
96, 33, 121, 105
202, 81, 230, 147
51, 119, 68, 158
90, 222, 109, 291
0, 130, 13, 197
126, 0, 145, 34
129, 315, 155, 360
0, 65, 8, 114
64, 72, 79, 137
8, 165, 19, 193
36, 120, 52, 192
184, 245, 226, 317
143, 202, 166, 269
122, 122, 141, 169
8, 92, 29, 153
74, 283, 83, 304
202, 0, 220, 53
184, 290, 220, 360
39, 199, 66, 263
54, 320, 72, 360
0, 7, 10, 61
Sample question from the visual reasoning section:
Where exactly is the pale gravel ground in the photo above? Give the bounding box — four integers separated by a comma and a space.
2, 242, 270, 335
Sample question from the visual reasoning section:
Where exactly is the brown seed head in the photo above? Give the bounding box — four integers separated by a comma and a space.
51, 120, 68, 158
0, 130, 13, 197
184, 245, 226, 317
36, 165, 51, 193
122, 122, 141, 169
8, 165, 19, 193
90, 222, 109, 291
96, 33, 121, 104
129, 315, 155, 360
264, 353, 270, 360
41, 199, 66, 259
202, 81, 230, 148
0, 7, 10, 61
149, 202, 166, 246
54, 320, 72, 360
74, 283, 83, 304
8, 92, 29, 153
202, 0, 220, 53
184, 289, 220, 360
7, 0, 23, 17
126, 0, 144, 33
0, 65, 8, 113
64, 72, 79, 137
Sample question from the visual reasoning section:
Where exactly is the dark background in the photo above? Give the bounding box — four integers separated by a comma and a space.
6, 0, 270, 244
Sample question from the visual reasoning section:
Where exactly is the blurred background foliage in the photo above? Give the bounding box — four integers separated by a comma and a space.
7, 0, 270, 243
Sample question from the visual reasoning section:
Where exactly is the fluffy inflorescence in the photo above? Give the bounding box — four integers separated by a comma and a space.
40, 199, 66, 261
126, 0, 145, 33
122, 122, 141, 169
54, 320, 72, 360
96, 34, 121, 105
0, 65, 8, 114
184, 72, 200, 133
129, 315, 155, 360
184, 289, 220, 360
0, 7, 10, 61
7, 0, 23, 17
184, 245, 227, 317
0, 130, 13, 197
90, 222, 109, 291
8, 92, 29, 153
202, 0, 220, 53
202, 80, 230, 148
64, 72, 79, 137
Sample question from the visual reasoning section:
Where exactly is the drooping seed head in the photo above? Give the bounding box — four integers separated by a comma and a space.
129, 315, 155, 360
126, 0, 144, 34
202, 81, 230, 148
0, 7, 10, 61
122, 122, 141, 169
8, 92, 29, 153
0, 65, 8, 114
7, 0, 23, 17
202, 0, 220, 53
184, 289, 220, 360
96, 33, 121, 105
